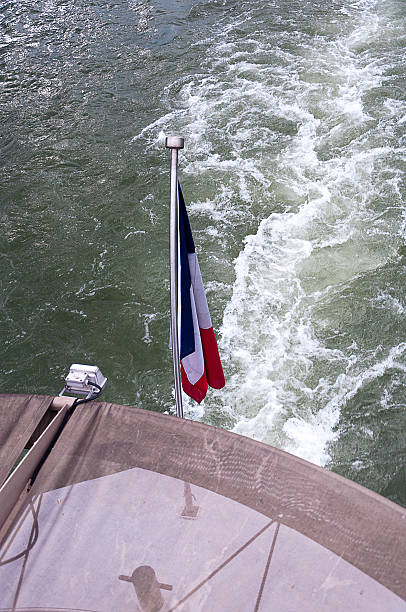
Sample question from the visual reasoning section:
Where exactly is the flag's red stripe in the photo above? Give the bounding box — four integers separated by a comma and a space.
181, 364, 208, 404
200, 327, 225, 390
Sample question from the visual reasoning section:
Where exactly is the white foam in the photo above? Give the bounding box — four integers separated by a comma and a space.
137, 0, 406, 464
202, 0, 404, 464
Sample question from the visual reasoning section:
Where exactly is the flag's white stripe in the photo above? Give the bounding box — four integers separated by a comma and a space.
187, 253, 212, 330
181, 285, 205, 385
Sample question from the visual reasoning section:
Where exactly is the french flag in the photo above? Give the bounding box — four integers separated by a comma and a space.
178, 184, 225, 403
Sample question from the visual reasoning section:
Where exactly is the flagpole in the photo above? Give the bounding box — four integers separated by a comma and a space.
166, 136, 184, 418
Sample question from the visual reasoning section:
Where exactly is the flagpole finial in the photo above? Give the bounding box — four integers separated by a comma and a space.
165, 136, 184, 149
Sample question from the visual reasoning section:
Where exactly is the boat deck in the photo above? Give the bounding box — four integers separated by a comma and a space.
0, 394, 405, 611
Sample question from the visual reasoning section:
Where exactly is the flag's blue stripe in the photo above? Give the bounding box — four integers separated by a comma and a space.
179, 184, 195, 360
179, 184, 195, 254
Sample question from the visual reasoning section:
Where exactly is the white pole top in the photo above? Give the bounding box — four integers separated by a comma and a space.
165, 136, 184, 149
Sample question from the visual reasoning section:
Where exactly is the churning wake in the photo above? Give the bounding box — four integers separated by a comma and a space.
137, 0, 406, 466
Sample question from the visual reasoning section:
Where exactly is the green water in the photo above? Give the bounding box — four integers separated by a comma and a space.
1, 0, 405, 507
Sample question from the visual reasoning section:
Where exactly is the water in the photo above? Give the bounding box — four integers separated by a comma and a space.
1, 0, 405, 507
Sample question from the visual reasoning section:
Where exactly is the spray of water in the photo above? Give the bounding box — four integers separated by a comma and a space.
136, 0, 406, 466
